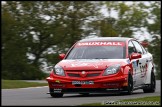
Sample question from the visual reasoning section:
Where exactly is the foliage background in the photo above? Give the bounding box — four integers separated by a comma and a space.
1, 1, 161, 79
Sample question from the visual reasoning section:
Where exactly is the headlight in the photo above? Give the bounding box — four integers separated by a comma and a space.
103, 64, 120, 76
54, 65, 65, 76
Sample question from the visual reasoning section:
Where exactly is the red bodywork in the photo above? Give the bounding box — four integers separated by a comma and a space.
47, 61, 130, 89
46, 38, 136, 93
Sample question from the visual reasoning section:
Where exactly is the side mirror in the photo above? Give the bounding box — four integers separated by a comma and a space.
59, 53, 65, 60
140, 41, 149, 47
130, 53, 141, 60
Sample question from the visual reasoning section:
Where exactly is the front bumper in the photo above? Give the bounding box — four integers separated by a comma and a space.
46, 74, 128, 93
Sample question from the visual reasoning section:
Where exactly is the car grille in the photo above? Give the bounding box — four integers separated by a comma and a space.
66, 70, 102, 78
68, 73, 80, 77
86, 73, 100, 77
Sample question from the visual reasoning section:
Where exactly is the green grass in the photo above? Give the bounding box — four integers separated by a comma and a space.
2, 80, 48, 89
80, 96, 161, 106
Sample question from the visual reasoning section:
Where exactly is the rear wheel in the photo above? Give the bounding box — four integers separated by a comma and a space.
49, 88, 63, 98
143, 72, 156, 93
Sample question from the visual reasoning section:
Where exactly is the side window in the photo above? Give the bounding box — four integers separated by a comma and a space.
128, 41, 136, 55
140, 44, 147, 54
132, 40, 143, 54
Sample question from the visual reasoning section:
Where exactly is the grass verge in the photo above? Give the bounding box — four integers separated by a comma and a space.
2, 80, 48, 89
80, 96, 161, 106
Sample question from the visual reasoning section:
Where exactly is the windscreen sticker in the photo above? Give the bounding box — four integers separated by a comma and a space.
71, 62, 104, 68
75, 42, 125, 47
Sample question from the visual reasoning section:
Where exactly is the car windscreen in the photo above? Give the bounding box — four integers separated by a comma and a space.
66, 41, 125, 59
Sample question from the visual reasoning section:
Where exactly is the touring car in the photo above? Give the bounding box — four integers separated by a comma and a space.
46, 37, 156, 97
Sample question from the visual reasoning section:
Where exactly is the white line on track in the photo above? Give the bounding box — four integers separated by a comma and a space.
2, 86, 48, 90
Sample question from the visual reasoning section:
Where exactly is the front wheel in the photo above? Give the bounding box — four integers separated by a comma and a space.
123, 74, 133, 95
49, 88, 63, 98
143, 72, 156, 93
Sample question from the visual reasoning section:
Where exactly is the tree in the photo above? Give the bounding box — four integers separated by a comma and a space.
89, 1, 149, 37
2, 1, 101, 79
2, 9, 45, 79
145, 1, 161, 79
3, 1, 160, 80
89, 1, 161, 79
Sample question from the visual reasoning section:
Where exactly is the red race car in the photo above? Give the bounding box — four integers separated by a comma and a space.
46, 37, 156, 97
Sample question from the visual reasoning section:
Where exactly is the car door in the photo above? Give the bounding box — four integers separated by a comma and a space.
132, 40, 147, 85
128, 41, 140, 87
138, 42, 152, 84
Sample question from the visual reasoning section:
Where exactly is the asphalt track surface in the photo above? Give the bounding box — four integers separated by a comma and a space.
2, 80, 161, 106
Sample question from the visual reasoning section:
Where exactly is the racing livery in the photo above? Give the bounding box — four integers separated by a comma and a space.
46, 37, 156, 97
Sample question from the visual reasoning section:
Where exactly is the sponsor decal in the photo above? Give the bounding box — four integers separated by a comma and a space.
55, 80, 60, 83
136, 60, 139, 67
54, 89, 62, 93
71, 62, 103, 68
75, 42, 125, 47
140, 63, 148, 78
132, 61, 137, 68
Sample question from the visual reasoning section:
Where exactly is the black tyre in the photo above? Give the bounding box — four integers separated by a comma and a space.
49, 88, 63, 98
143, 72, 156, 93
123, 74, 133, 95
79, 93, 89, 96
